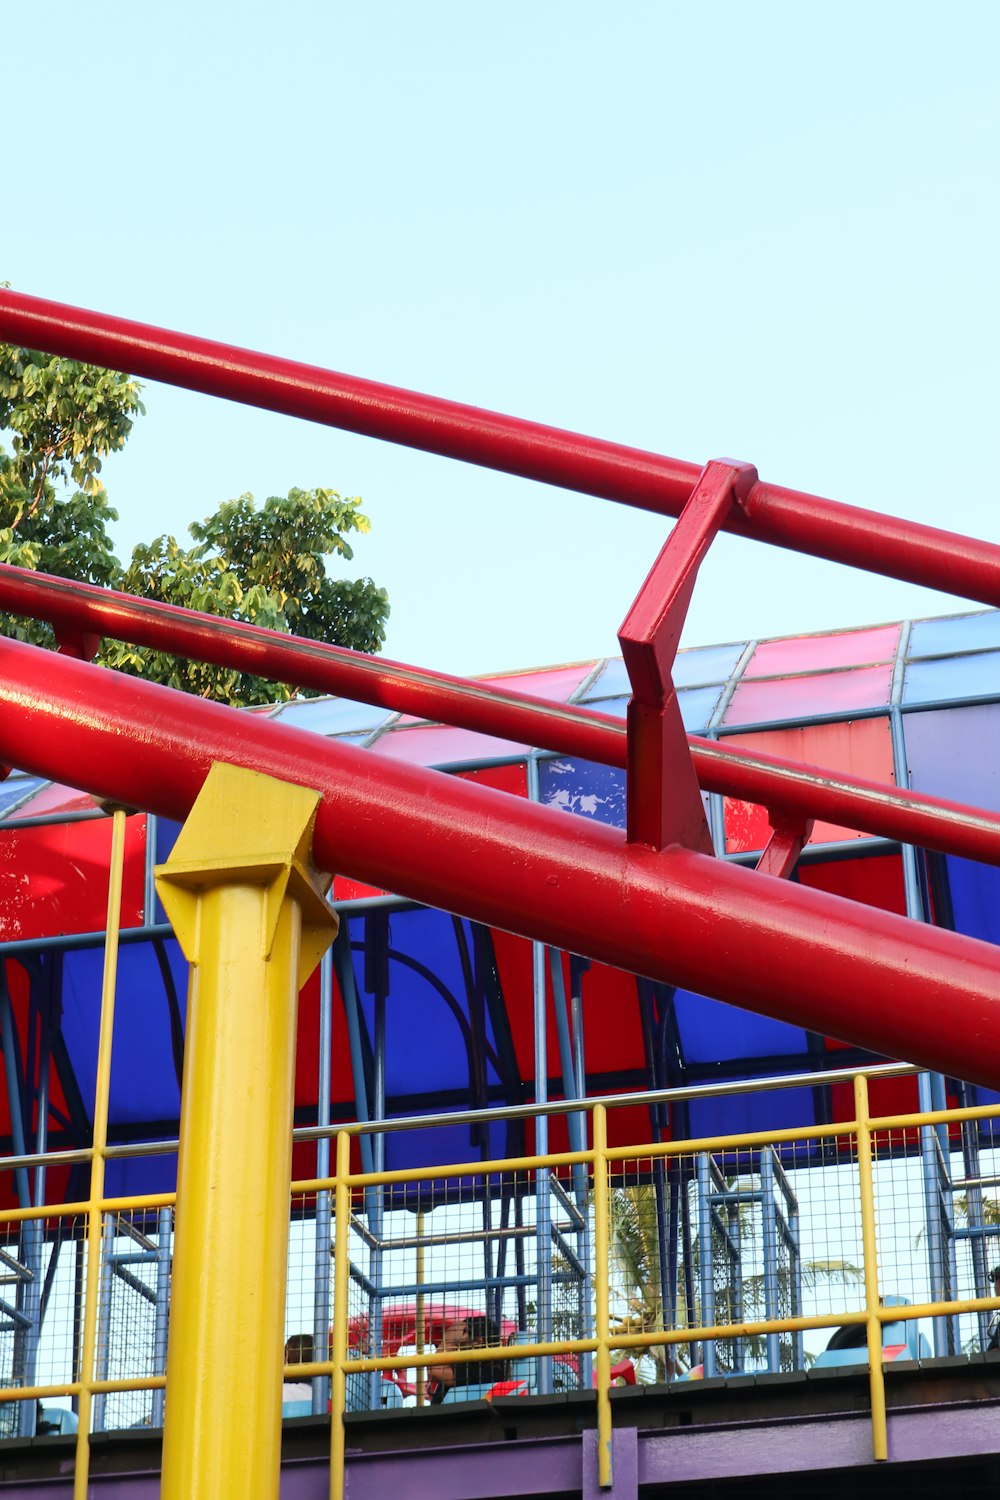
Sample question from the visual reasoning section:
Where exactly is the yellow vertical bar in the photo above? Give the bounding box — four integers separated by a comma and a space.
330, 1129, 351, 1500
415, 1208, 426, 1407
854, 1073, 888, 1462
160, 884, 301, 1498
591, 1103, 613, 1489
156, 766, 336, 1500
73, 808, 127, 1500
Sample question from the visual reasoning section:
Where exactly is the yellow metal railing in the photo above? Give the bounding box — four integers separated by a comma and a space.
3, 1091, 1000, 1493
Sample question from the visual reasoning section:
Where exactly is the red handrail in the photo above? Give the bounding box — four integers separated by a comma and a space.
0, 635, 998, 1090
3, 290, 1000, 604
0, 561, 998, 865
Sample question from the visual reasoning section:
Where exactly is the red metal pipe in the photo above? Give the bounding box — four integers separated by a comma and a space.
2, 562, 1000, 866
3, 290, 1000, 604
0, 564, 622, 765
0, 637, 998, 1088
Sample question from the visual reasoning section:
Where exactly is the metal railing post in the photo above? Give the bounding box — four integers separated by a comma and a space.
854, 1074, 888, 1462
592, 1104, 613, 1490
696, 1153, 716, 1377
330, 1129, 351, 1500
151, 1205, 172, 1428
73, 807, 127, 1500
760, 1149, 781, 1373
312, 949, 333, 1415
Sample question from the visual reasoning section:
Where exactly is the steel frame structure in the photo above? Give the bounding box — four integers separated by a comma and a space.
0, 292, 1000, 1092
2, 290, 1000, 1492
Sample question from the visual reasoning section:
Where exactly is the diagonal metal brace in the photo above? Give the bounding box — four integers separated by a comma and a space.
756, 811, 815, 879
618, 459, 757, 850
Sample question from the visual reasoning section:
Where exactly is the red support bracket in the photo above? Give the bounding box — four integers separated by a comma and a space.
618, 459, 757, 850
53, 625, 101, 662
755, 812, 815, 880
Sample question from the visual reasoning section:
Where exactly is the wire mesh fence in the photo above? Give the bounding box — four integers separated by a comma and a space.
0, 1213, 84, 1439
606, 1134, 865, 1380
3, 1090, 1000, 1442
94, 1209, 172, 1432
336, 1164, 590, 1410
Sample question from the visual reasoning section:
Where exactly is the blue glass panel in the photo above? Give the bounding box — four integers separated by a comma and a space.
580, 643, 747, 702
586, 695, 628, 720
63, 940, 188, 1128
537, 759, 627, 829
672, 641, 747, 689
155, 818, 182, 864
382, 1120, 513, 1182
903, 705, 1000, 810
105, 1153, 178, 1196
688, 1086, 817, 1139
274, 697, 393, 737
943, 856, 1000, 946
153, 819, 183, 924
582, 687, 722, 730
344, 911, 505, 1100
0, 777, 45, 819
673, 991, 807, 1064
579, 658, 630, 699
903, 650, 1000, 706
908, 611, 1000, 660
679, 685, 724, 730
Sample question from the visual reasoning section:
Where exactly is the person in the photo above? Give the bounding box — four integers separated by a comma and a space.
283, 1333, 314, 1404
427, 1315, 507, 1404
987, 1267, 1000, 1353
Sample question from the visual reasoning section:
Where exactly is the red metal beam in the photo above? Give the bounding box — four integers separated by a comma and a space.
619, 460, 754, 849
1, 562, 999, 867
0, 637, 998, 1088
3, 290, 1000, 604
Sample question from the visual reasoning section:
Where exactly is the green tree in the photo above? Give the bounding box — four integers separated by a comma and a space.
0, 344, 143, 647
0, 340, 389, 701
103, 489, 389, 702
606, 1174, 860, 1383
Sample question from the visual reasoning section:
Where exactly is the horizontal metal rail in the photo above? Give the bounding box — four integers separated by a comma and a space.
2, 564, 1000, 866
0, 1062, 918, 1181
3, 291, 1000, 604
2, 639, 999, 1087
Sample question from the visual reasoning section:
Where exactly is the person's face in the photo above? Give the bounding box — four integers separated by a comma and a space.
443, 1319, 469, 1348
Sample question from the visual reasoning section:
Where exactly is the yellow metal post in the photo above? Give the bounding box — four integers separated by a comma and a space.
591, 1104, 613, 1489
73, 808, 127, 1500
854, 1073, 888, 1462
415, 1208, 426, 1407
330, 1128, 351, 1500
156, 765, 337, 1500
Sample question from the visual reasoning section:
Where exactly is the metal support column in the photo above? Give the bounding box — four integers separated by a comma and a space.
156, 764, 337, 1500
696, 1153, 715, 1378
528, 754, 552, 1394
759, 1150, 781, 1373
151, 1205, 172, 1429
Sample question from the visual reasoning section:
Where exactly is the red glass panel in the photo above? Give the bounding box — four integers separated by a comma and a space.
394, 665, 598, 729
725, 664, 893, 727
826, 1073, 960, 1149
7, 782, 100, 819
723, 718, 894, 852
799, 853, 907, 914
371, 724, 528, 767
493, 933, 645, 1091
0, 816, 146, 941
743, 625, 900, 679
480, 663, 598, 702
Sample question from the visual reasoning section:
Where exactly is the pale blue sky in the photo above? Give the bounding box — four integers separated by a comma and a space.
4, 3, 998, 675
